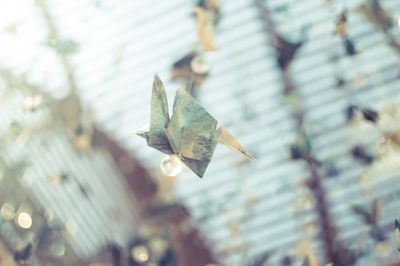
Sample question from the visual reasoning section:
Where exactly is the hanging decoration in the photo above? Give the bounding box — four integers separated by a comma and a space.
351, 145, 375, 165
193, 1, 219, 52
351, 101, 400, 162
170, 51, 210, 97
255, 2, 375, 264
197, 0, 221, 25
352, 199, 387, 243
275, 31, 306, 71
137, 75, 255, 177
334, 10, 358, 56
169, 0, 221, 98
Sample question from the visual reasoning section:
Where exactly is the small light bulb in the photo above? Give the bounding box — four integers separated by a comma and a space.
160, 155, 182, 177
131, 245, 149, 263
17, 212, 32, 229
191, 55, 210, 74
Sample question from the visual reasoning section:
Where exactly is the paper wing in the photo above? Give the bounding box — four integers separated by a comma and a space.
137, 75, 173, 154
218, 127, 255, 161
178, 157, 213, 178
166, 88, 219, 177
395, 220, 400, 251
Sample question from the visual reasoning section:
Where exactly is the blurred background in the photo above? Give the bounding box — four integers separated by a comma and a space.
0, 0, 400, 265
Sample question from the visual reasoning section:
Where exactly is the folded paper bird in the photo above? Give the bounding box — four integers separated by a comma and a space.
137, 75, 255, 177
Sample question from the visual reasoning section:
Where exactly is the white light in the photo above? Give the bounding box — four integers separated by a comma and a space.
17, 212, 32, 229
160, 155, 182, 177
191, 55, 210, 74
131, 245, 149, 263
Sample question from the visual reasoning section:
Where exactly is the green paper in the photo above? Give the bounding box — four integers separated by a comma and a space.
137, 75, 255, 177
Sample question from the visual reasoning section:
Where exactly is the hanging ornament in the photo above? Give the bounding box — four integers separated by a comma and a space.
334, 10, 358, 56
71, 122, 93, 153
48, 173, 69, 186
356, 0, 393, 32
343, 37, 357, 56
197, 0, 221, 25
160, 155, 182, 177
194, 7, 218, 51
351, 145, 375, 165
169, 1, 220, 99
361, 107, 379, 123
352, 199, 387, 243
335, 10, 348, 37
171, 52, 209, 89
137, 75, 255, 177
275, 35, 305, 70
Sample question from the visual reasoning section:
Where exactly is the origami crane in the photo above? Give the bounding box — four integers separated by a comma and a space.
137, 75, 255, 177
